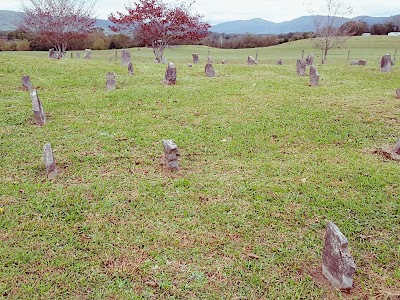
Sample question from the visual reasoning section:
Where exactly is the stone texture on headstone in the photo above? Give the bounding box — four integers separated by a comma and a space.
84, 49, 92, 59
306, 54, 314, 65
121, 49, 131, 66
322, 221, 356, 290
22, 75, 32, 91
205, 63, 216, 77
163, 62, 176, 85
247, 56, 258, 65
49, 48, 55, 59
310, 66, 320, 87
162, 139, 180, 171
296, 59, 307, 76
106, 72, 116, 91
30, 89, 46, 126
128, 62, 133, 75
350, 59, 367, 66
43, 143, 57, 180
276, 58, 283, 65
192, 53, 199, 64
396, 88, 400, 99
381, 54, 392, 72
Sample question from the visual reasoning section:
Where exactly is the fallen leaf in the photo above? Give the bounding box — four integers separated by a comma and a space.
246, 253, 260, 259
115, 137, 128, 141
145, 281, 158, 288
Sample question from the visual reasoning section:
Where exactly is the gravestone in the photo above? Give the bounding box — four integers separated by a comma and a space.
205, 63, 216, 77
192, 53, 199, 64
247, 56, 257, 65
106, 72, 116, 91
22, 75, 32, 91
84, 49, 92, 59
188, 63, 192, 68
296, 59, 307, 76
381, 54, 392, 72
396, 88, 400, 99
48, 48, 55, 59
310, 66, 320, 87
322, 222, 356, 290
161, 57, 167, 64
221, 59, 227, 64
276, 58, 283, 65
207, 56, 213, 63
43, 143, 57, 180
30, 89, 46, 126
306, 54, 314, 65
76, 52, 80, 59
128, 62, 133, 75
350, 59, 367, 66
162, 139, 180, 171
121, 49, 131, 66
163, 62, 176, 85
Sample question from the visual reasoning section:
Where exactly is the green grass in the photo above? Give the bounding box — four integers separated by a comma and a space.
1, 36, 400, 299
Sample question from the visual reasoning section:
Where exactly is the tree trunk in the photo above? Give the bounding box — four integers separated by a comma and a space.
152, 41, 165, 62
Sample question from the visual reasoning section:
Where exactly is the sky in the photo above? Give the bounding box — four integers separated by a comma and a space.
1, 0, 400, 25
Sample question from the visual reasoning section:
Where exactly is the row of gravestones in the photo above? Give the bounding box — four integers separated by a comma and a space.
49, 48, 92, 59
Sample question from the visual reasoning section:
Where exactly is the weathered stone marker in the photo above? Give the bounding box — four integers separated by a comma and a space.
207, 56, 213, 64
76, 52, 80, 59
296, 59, 307, 76
128, 62, 133, 75
396, 88, 400, 99
188, 63, 192, 68
30, 89, 46, 126
162, 139, 180, 171
350, 59, 367, 66
276, 58, 283, 65
163, 62, 176, 85
247, 56, 258, 65
205, 63, 216, 77
49, 48, 55, 59
192, 53, 199, 64
106, 72, 116, 91
22, 75, 32, 91
306, 54, 314, 65
310, 66, 320, 87
221, 59, 227, 64
381, 54, 392, 72
322, 221, 356, 290
43, 143, 57, 180
84, 49, 92, 59
121, 49, 131, 66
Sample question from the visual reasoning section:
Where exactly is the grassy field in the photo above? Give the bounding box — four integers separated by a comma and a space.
0, 36, 399, 299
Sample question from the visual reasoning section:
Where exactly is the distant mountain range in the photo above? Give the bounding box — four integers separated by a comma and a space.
0, 10, 397, 35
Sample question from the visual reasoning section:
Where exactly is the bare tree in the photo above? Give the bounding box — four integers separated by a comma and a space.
310, 0, 354, 63
20, 0, 97, 58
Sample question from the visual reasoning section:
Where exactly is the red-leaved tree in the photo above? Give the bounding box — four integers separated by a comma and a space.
109, 0, 210, 62
20, 0, 97, 58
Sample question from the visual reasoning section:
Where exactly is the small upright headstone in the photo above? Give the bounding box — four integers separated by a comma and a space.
207, 56, 213, 64
121, 49, 131, 66
84, 49, 92, 59
48, 48, 55, 59
128, 62, 133, 75
322, 221, 356, 290
30, 89, 46, 126
161, 57, 167, 64
76, 52, 80, 59
192, 53, 199, 64
247, 56, 257, 65
276, 58, 283, 65
106, 72, 116, 91
162, 139, 180, 171
310, 66, 320, 87
296, 59, 307, 76
306, 54, 314, 65
205, 63, 216, 77
43, 143, 57, 180
381, 54, 392, 72
22, 75, 32, 91
188, 63, 192, 68
350, 59, 367, 66
163, 62, 176, 85
396, 88, 400, 99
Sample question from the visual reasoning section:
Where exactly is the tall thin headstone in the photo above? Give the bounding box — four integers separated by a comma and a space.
310, 66, 320, 87
121, 49, 131, 66
106, 72, 116, 91
247, 56, 257, 65
306, 54, 314, 65
43, 143, 57, 180
162, 140, 180, 171
128, 62, 133, 75
396, 88, 400, 99
162, 62, 176, 85
381, 54, 392, 72
205, 63, 216, 77
322, 222, 356, 290
192, 53, 199, 64
22, 75, 32, 91
84, 49, 92, 59
30, 89, 46, 126
296, 59, 306, 76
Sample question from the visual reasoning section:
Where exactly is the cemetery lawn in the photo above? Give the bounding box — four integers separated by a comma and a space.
0, 36, 399, 299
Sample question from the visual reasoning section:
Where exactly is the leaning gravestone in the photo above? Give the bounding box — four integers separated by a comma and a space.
30, 89, 46, 126
43, 143, 57, 180
276, 58, 283, 65
247, 56, 258, 65
381, 54, 392, 72
128, 62, 133, 75
192, 53, 199, 64
322, 221, 356, 290
350, 59, 367, 66
310, 66, 320, 87
205, 63, 216, 77
162, 62, 176, 85
162, 139, 180, 171
22, 75, 32, 91
48, 48, 55, 59
306, 54, 314, 65
121, 49, 131, 66
84, 49, 92, 59
396, 88, 400, 99
296, 59, 307, 76
106, 72, 116, 91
